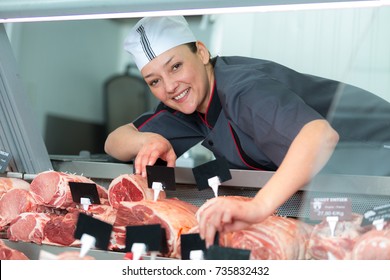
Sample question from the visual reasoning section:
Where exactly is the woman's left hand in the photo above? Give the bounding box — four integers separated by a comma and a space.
196, 196, 263, 247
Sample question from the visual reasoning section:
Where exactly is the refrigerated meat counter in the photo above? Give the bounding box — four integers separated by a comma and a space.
1, 0, 390, 260
2, 156, 390, 260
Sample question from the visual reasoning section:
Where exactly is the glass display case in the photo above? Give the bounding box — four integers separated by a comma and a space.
1, 0, 390, 199
1, 0, 390, 263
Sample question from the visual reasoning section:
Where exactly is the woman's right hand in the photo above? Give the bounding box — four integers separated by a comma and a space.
134, 132, 177, 177
105, 123, 176, 175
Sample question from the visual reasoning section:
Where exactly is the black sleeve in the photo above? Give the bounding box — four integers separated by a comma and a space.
133, 102, 174, 129
132, 104, 206, 158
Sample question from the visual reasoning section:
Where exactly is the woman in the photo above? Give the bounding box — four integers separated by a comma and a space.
105, 16, 344, 247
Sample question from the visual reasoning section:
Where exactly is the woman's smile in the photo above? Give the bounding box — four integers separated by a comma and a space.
173, 88, 189, 102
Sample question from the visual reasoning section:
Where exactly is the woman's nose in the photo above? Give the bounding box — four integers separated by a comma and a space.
164, 76, 179, 93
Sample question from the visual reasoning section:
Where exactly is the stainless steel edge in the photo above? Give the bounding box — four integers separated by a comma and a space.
51, 160, 134, 179
2, 239, 170, 260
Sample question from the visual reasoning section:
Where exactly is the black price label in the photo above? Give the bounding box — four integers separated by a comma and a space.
192, 158, 232, 190
146, 165, 176, 191
310, 197, 352, 221
361, 203, 390, 226
0, 150, 12, 173
180, 232, 220, 260
125, 224, 168, 253
74, 213, 113, 250
206, 245, 251, 260
69, 182, 101, 205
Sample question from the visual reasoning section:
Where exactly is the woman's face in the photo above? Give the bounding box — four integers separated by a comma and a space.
141, 42, 213, 114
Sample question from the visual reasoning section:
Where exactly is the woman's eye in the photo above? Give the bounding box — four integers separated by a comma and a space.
149, 79, 159, 86
172, 63, 181, 71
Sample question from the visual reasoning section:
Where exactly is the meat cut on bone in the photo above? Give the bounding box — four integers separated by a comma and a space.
7, 205, 118, 247
107, 174, 165, 209
7, 212, 52, 244
0, 189, 37, 230
30, 171, 108, 209
111, 198, 198, 258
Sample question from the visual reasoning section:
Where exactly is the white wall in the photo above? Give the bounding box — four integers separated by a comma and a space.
6, 16, 210, 137
8, 19, 124, 134
210, 6, 390, 101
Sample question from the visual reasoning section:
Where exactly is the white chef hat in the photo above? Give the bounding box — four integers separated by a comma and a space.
124, 16, 197, 71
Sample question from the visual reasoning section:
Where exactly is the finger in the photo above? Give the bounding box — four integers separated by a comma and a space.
196, 198, 217, 222
205, 209, 225, 248
222, 221, 250, 233
133, 154, 143, 175
140, 150, 162, 177
165, 150, 177, 167
204, 222, 217, 248
197, 203, 214, 239
147, 150, 161, 166
136, 152, 150, 178
221, 208, 232, 224
197, 210, 207, 240
200, 208, 222, 245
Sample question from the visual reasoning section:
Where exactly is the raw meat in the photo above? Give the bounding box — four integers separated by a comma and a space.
307, 214, 369, 260
0, 239, 29, 260
222, 215, 313, 260
8, 206, 117, 247
43, 211, 79, 246
7, 211, 78, 246
46, 205, 118, 246
0, 177, 30, 198
108, 174, 165, 209
82, 204, 118, 225
7, 212, 52, 244
351, 228, 390, 259
168, 198, 199, 214
112, 198, 198, 258
0, 188, 37, 230
30, 171, 108, 209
